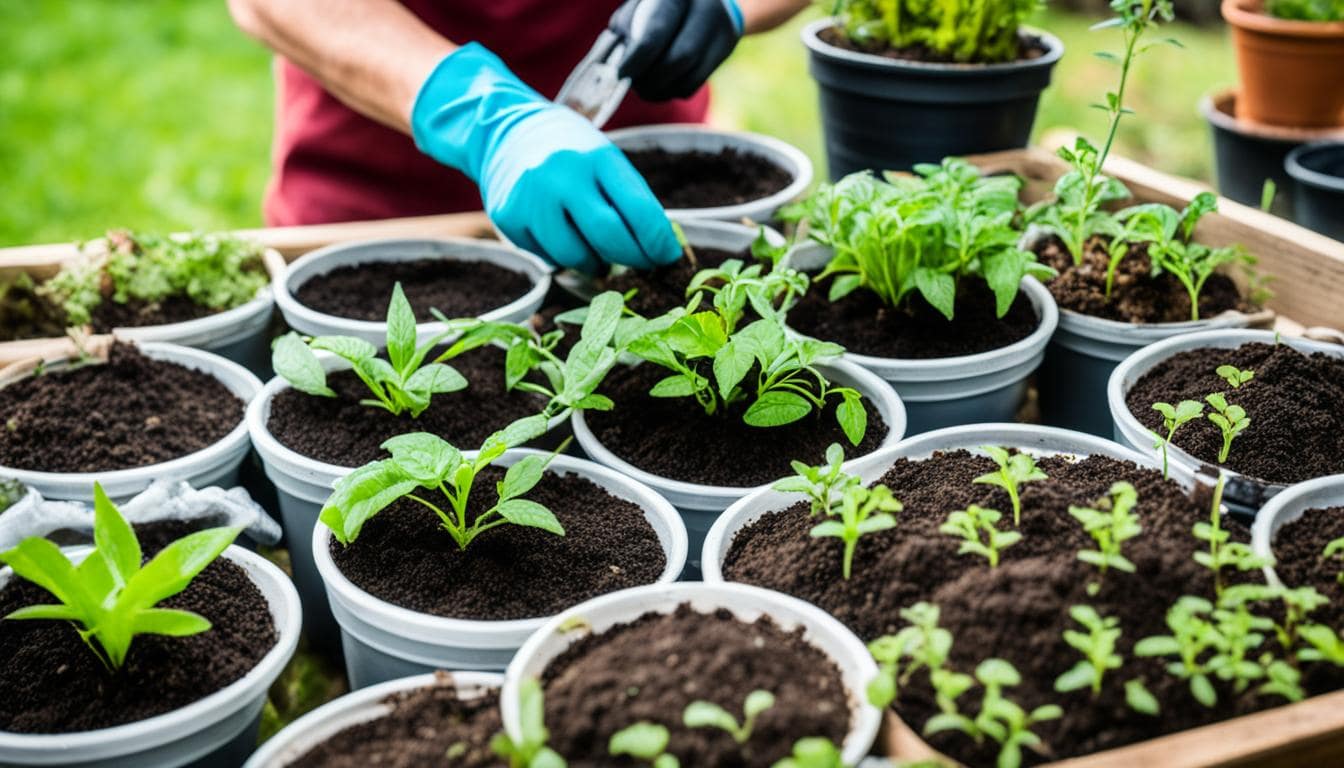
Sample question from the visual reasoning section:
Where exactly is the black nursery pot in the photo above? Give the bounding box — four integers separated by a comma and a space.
1286, 141, 1344, 241
1201, 90, 1303, 220
803, 19, 1063, 179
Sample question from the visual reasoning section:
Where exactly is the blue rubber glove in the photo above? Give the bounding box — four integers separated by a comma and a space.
615, 0, 744, 101
411, 43, 680, 273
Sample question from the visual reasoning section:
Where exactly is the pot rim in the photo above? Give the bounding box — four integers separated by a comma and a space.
801, 18, 1064, 73
1221, 0, 1344, 37
1201, 90, 1344, 144
1250, 473, 1344, 588
1286, 141, 1344, 193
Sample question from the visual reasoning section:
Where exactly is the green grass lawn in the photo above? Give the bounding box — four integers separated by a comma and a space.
0, 2, 1235, 248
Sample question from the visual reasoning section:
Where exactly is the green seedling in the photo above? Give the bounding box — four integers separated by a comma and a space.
772, 443, 862, 518
683, 689, 775, 745
1124, 678, 1160, 715
925, 659, 1062, 768
1151, 400, 1204, 479
685, 255, 809, 329
770, 737, 847, 768
1322, 537, 1344, 585
1069, 481, 1141, 595
867, 602, 966, 714
973, 446, 1048, 526
1258, 655, 1305, 702
1204, 393, 1250, 464
609, 722, 678, 768
1208, 597, 1273, 694
319, 415, 560, 549
1135, 596, 1220, 707
810, 484, 902, 579
492, 678, 566, 768
0, 483, 241, 671
1298, 624, 1344, 665
1193, 476, 1266, 597
1216, 365, 1255, 389
940, 505, 1022, 568
1054, 605, 1123, 697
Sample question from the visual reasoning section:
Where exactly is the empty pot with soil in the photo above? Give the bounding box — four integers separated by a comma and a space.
609, 124, 812, 222
0, 341, 261, 503
275, 237, 551, 345
501, 581, 881, 766
243, 671, 502, 768
313, 448, 687, 687
1252, 474, 1344, 597
1222, 0, 1344, 128
1285, 140, 1344, 241
1109, 329, 1344, 516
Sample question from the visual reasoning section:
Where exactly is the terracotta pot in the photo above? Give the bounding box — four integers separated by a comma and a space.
1222, 0, 1344, 128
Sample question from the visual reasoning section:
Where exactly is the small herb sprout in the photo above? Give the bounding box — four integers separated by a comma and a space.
973, 447, 1047, 527
0, 483, 241, 672
867, 602, 964, 712
926, 659, 1063, 768
609, 722, 679, 768
272, 282, 469, 418
1323, 537, 1344, 585
1151, 400, 1203, 479
1298, 624, 1344, 666
1054, 605, 1123, 697
1216, 365, 1254, 389
683, 690, 775, 745
1193, 476, 1266, 597
940, 505, 1021, 568
1204, 393, 1250, 464
492, 678, 566, 768
319, 415, 560, 549
772, 443, 861, 518
810, 484, 902, 580
1258, 655, 1305, 703
1134, 596, 1220, 707
1208, 600, 1273, 694
685, 256, 809, 329
770, 737, 846, 768
1124, 678, 1160, 715
1069, 481, 1141, 595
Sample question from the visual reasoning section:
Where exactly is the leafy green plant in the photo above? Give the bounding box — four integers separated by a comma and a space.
940, 504, 1022, 568
1266, 0, 1344, 21
829, 0, 1041, 63
683, 690, 775, 744
1134, 595, 1220, 707
1207, 595, 1274, 694
1299, 624, 1344, 665
1054, 605, 1123, 697
319, 415, 559, 549
973, 446, 1048, 526
684, 255, 809, 330
1216, 365, 1255, 389
1193, 476, 1266, 597
1150, 239, 1254, 323
772, 443, 862, 518
1069, 481, 1141, 595
810, 484, 903, 579
867, 602, 963, 711
1124, 678, 1160, 715
1258, 655, 1305, 702
1323, 537, 1344, 585
925, 659, 1063, 768
610, 722, 678, 768
770, 737, 847, 768
492, 678, 566, 768
0, 483, 241, 671
1151, 400, 1203, 479
1204, 393, 1251, 464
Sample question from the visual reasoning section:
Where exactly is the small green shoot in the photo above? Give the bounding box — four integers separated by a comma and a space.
1258, 655, 1305, 702
1204, 393, 1250, 464
772, 443, 861, 518
1054, 605, 1123, 697
609, 722, 679, 768
866, 602, 964, 712
1151, 400, 1203, 479
683, 689, 775, 745
1134, 596, 1220, 707
940, 505, 1021, 568
1299, 624, 1344, 666
972, 446, 1048, 526
810, 484, 902, 580
925, 659, 1062, 768
1193, 475, 1266, 597
1216, 365, 1254, 389
491, 678, 566, 768
1069, 481, 1141, 595
1322, 537, 1344, 585
769, 737, 847, 768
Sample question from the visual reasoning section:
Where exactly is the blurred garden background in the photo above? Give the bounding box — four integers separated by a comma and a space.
0, 1, 1234, 248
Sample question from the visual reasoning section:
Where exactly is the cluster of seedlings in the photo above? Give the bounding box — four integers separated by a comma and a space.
1150, 362, 1256, 476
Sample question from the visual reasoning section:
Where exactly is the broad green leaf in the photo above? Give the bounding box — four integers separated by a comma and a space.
609, 722, 670, 758
385, 282, 417, 374
505, 341, 539, 390
682, 701, 738, 733
1125, 678, 1160, 715
499, 455, 547, 500
2, 538, 98, 617
381, 432, 461, 485
743, 690, 775, 718
712, 340, 754, 401
981, 249, 1028, 318
665, 312, 727, 358
131, 607, 212, 637
581, 291, 624, 346
734, 319, 785, 367
1191, 674, 1217, 707
975, 658, 1021, 686
495, 414, 551, 448
320, 461, 420, 544
829, 274, 863, 302
835, 391, 867, 446
121, 525, 241, 611
496, 499, 565, 536
857, 514, 897, 534
404, 363, 467, 396
1054, 662, 1094, 692
272, 333, 335, 397
914, 268, 956, 321
1134, 636, 1181, 657
744, 391, 813, 427
573, 394, 614, 411
649, 375, 697, 398
810, 520, 846, 538
310, 335, 376, 362
867, 672, 897, 708
93, 483, 140, 588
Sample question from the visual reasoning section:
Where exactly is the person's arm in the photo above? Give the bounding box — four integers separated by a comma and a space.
739, 0, 812, 34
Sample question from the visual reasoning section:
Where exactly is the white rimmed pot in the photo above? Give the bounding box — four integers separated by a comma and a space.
1252, 474, 1344, 588
501, 581, 881, 765
607, 124, 813, 222
312, 449, 688, 688
0, 342, 261, 505
702, 422, 1164, 582
572, 358, 906, 575
785, 242, 1059, 435
243, 671, 501, 768
274, 237, 551, 346
1109, 328, 1344, 518
0, 545, 301, 768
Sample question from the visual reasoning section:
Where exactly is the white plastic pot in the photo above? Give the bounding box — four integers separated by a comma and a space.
702, 423, 1161, 582
501, 581, 881, 765
784, 242, 1059, 435
0, 342, 262, 505
1108, 329, 1344, 517
312, 449, 688, 688
1251, 474, 1344, 589
572, 359, 906, 575
274, 237, 551, 346
607, 124, 813, 222
0, 545, 301, 768
242, 671, 501, 768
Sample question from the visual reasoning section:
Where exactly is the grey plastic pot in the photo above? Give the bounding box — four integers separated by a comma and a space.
0, 342, 262, 505
312, 449, 688, 689
784, 242, 1059, 435
242, 671, 501, 767
1285, 141, 1344, 242
0, 545, 301, 768
1108, 329, 1344, 517
274, 237, 551, 346
501, 581, 882, 765
1251, 474, 1344, 588
571, 359, 906, 576
606, 124, 813, 222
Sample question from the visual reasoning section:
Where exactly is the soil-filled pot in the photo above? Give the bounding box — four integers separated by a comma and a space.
1222, 0, 1344, 128
275, 237, 550, 345
802, 18, 1063, 178
0, 341, 261, 504
243, 671, 502, 768
1286, 141, 1344, 240
608, 124, 812, 222
572, 359, 906, 575
0, 544, 300, 768
313, 449, 687, 687
1252, 473, 1344, 591
785, 242, 1059, 435
502, 581, 881, 766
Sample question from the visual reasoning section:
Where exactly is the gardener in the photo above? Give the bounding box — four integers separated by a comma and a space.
228, 0, 807, 274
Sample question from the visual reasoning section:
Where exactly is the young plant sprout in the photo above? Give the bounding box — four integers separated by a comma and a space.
1151, 400, 1204, 479
1134, 596, 1220, 707
1323, 537, 1344, 585
1216, 365, 1255, 389
772, 443, 862, 518
1069, 481, 1141, 595
1258, 656, 1305, 703
0, 483, 241, 672
1193, 475, 1266, 597
492, 678, 566, 768
683, 690, 775, 745
1054, 605, 1124, 697
685, 256, 809, 329
925, 659, 1063, 768
609, 722, 678, 768
866, 602, 961, 711
940, 504, 1022, 568
1208, 596, 1274, 694
1298, 624, 1344, 666
810, 484, 903, 579
319, 415, 560, 549
972, 446, 1048, 526
1124, 678, 1160, 715
769, 737, 847, 768
1204, 393, 1250, 464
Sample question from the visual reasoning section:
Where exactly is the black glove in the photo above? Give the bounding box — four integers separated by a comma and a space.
613, 0, 744, 102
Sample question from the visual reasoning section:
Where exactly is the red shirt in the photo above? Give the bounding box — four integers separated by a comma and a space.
264, 1, 711, 226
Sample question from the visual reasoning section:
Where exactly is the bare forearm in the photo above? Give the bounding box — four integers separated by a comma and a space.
227, 0, 455, 132
739, 0, 812, 33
